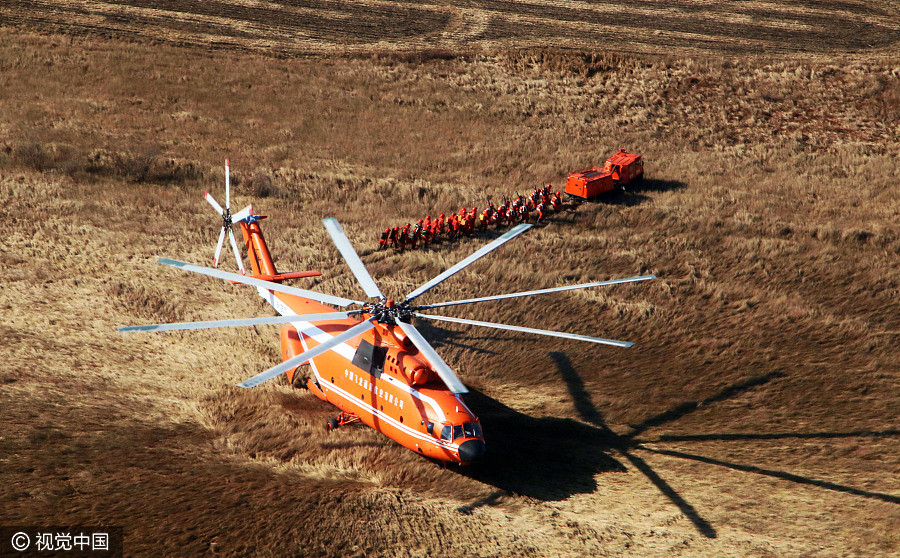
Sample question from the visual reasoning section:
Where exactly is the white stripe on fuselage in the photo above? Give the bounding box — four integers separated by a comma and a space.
259, 288, 449, 423
295, 317, 459, 453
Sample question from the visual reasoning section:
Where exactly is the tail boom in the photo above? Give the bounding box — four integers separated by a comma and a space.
239, 216, 322, 282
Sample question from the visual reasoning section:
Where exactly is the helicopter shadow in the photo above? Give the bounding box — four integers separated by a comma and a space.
458, 351, 900, 538
457, 383, 718, 537
458, 387, 626, 501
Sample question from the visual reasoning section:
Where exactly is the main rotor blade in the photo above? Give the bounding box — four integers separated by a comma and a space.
119, 312, 354, 333
158, 258, 362, 307
415, 275, 657, 310
413, 312, 634, 348
205, 192, 224, 215
404, 223, 532, 303
322, 218, 384, 300
228, 228, 246, 275
213, 226, 226, 267
395, 320, 468, 394
237, 317, 377, 388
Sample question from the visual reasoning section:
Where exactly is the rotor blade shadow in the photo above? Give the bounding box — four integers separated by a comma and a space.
551, 351, 717, 539
549, 351, 608, 431
626, 370, 786, 438
653, 429, 900, 443
410, 321, 502, 354
621, 451, 718, 538
641, 447, 900, 505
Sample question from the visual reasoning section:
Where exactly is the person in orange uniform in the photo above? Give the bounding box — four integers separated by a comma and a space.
505, 206, 516, 226
519, 203, 530, 223
389, 226, 400, 250
399, 223, 411, 251
411, 220, 424, 249
449, 213, 460, 240
496, 201, 508, 228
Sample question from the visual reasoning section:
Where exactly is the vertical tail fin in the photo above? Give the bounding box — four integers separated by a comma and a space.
238, 216, 321, 282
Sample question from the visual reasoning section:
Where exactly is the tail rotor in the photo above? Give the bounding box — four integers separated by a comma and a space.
205, 158, 252, 274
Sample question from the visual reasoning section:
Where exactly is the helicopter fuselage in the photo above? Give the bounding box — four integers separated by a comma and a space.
265, 288, 486, 465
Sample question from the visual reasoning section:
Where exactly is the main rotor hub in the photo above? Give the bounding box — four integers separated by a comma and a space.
366, 299, 411, 325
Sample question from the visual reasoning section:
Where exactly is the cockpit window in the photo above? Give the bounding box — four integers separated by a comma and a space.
463, 423, 475, 438
451, 423, 482, 441
440, 425, 452, 442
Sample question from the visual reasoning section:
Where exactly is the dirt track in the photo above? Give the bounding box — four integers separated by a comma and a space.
1, 4, 899, 557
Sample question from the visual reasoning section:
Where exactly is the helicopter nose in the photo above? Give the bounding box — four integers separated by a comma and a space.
458, 439, 485, 462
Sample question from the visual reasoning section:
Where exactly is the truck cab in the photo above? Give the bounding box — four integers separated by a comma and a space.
603, 148, 643, 187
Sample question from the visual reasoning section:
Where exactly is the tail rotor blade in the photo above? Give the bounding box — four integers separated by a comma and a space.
228, 228, 245, 275
157, 258, 363, 307
404, 224, 531, 303
415, 275, 657, 310
237, 317, 376, 388
232, 204, 253, 224
205, 192, 224, 215
322, 218, 384, 300
213, 226, 226, 267
119, 312, 354, 333
225, 158, 231, 210
413, 312, 634, 348
395, 320, 468, 394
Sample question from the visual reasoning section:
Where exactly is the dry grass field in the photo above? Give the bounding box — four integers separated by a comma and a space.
1, 2, 899, 557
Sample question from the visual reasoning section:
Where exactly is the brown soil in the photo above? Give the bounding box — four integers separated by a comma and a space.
1, 5, 899, 557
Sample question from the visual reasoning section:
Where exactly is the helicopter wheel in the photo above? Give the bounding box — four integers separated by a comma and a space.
291, 371, 307, 390
326, 418, 339, 432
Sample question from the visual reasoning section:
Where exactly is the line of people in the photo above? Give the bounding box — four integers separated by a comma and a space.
378, 184, 563, 251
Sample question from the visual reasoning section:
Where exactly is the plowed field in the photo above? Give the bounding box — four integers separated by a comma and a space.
3, 0, 900, 56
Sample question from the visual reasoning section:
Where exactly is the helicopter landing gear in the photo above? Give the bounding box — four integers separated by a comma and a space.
325, 412, 361, 432
291, 371, 308, 389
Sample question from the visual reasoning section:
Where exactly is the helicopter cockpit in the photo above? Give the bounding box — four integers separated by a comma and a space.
438, 421, 485, 462
439, 422, 482, 443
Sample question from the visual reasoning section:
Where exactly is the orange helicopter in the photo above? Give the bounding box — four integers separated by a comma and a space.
121, 160, 655, 466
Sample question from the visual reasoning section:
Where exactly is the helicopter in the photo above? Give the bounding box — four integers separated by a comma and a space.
120, 160, 655, 466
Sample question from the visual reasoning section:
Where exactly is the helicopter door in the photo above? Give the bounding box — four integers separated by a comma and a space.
351, 339, 388, 378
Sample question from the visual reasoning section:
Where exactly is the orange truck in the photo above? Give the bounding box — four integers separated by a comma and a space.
565, 149, 643, 201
